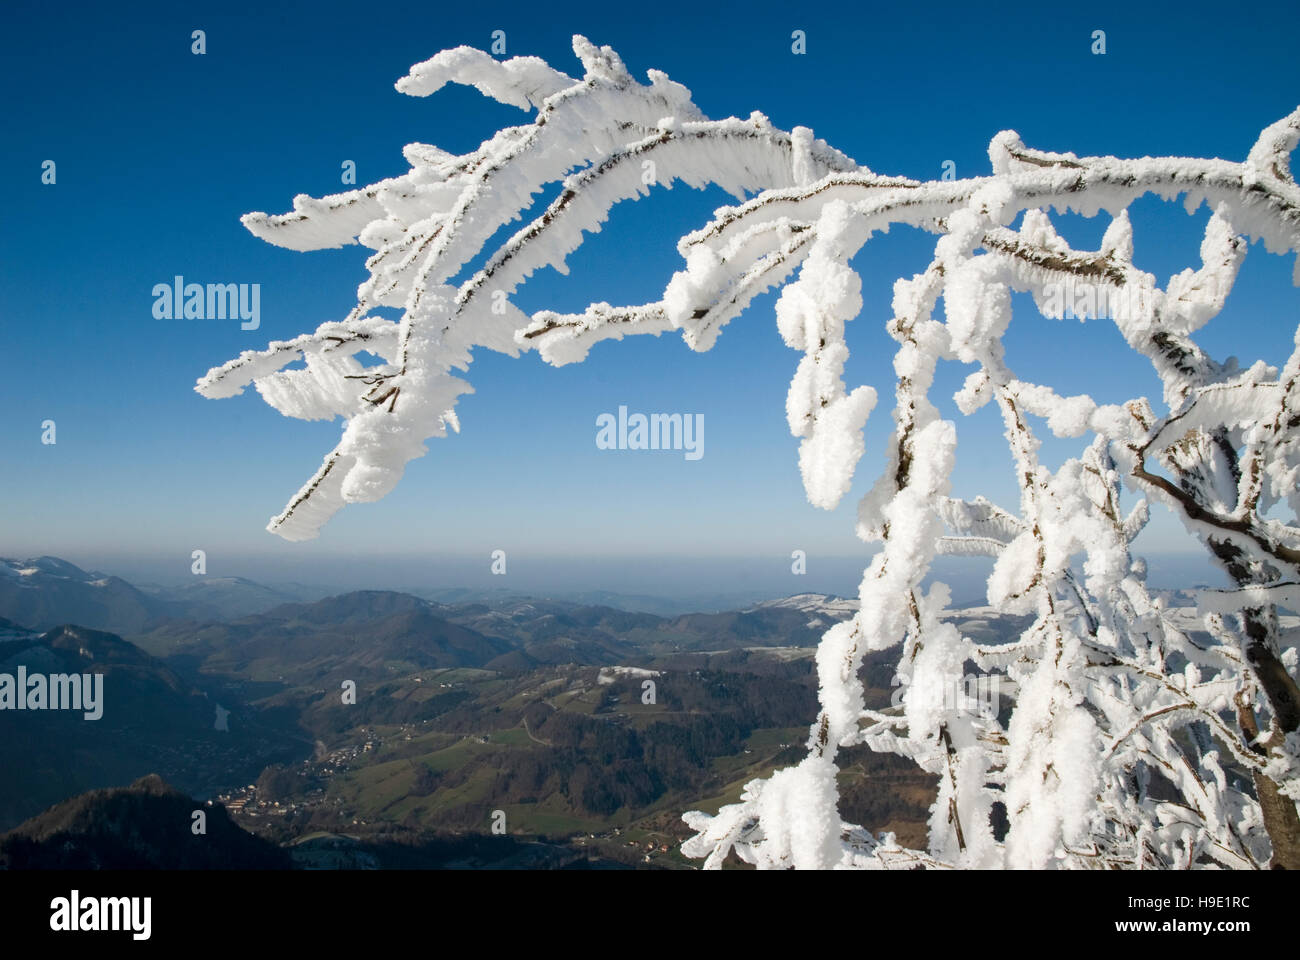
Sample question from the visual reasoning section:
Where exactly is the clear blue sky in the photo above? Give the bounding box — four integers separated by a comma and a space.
1, 0, 1296, 593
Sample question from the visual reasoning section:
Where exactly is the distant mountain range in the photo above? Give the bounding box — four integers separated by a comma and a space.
136, 591, 518, 684
0, 556, 167, 635
0, 555, 862, 676
0, 555, 863, 636
137, 576, 332, 620
130, 589, 862, 687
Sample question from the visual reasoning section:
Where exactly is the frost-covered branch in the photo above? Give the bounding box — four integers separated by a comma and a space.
199, 36, 1300, 867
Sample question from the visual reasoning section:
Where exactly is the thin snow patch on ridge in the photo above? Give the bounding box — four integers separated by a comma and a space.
597, 665, 661, 685
747, 593, 858, 620
2, 556, 99, 581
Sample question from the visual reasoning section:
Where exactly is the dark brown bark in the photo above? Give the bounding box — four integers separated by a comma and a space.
1254, 773, 1300, 869
1210, 537, 1300, 868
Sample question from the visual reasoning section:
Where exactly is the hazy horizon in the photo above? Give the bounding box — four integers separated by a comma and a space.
0, 548, 1231, 614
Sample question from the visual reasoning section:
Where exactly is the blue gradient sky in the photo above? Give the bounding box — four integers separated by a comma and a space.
1, 0, 1297, 593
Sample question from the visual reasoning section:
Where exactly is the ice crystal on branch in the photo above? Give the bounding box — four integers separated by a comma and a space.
199, 36, 1300, 868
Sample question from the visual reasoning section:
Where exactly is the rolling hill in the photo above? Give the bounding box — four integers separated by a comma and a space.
0, 774, 291, 869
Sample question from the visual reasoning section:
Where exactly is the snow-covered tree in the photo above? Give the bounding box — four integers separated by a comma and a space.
198, 37, 1300, 869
